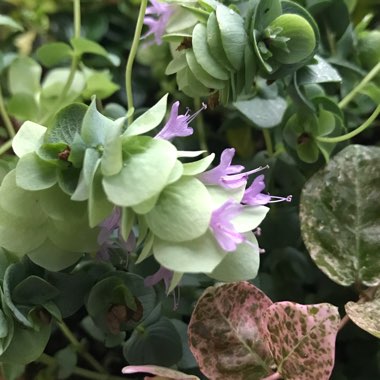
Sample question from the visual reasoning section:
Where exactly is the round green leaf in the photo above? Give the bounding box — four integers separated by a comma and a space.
300, 145, 380, 286
192, 23, 229, 80
36, 42, 73, 67
12, 121, 46, 158
103, 137, 177, 207
145, 177, 212, 242
209, 234, 260, 282
153, 230, 226, 273
215, 4, 247, 70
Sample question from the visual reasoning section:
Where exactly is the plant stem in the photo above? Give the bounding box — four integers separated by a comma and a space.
261, 371, 282, 380
39, 0, 81, 125
0, 139, 13, 156
317, 104, 380, 143
125, 0, 148, 125
339, 61, 380, 109
194, 97, 208, 153
0, 87, 15, 138
38, 353, 126, 380
262, 129, 274, 157
73, 0, 81, 38
339, 314, 351, 331
57, 321, 107, 374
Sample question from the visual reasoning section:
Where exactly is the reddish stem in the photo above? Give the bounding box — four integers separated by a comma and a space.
339, 314, 351, 331
261, 372, 282, 380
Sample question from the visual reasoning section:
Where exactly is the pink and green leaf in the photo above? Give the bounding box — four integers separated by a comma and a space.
262, 302, 340, 380
121, 365, 199, 379
188, 282, 274, 380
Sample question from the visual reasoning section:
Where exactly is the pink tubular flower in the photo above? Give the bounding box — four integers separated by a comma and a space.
242, 174, 292, 205
155, 101, 207, 141
143, 0, 174, 45
198, 148, 268, 189
209, 200, 246, 252
144, 266, 173, 292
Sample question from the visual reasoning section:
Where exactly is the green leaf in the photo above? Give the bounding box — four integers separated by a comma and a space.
176, 67, 210, 98
103, 137, 177, 207
0, 321, 51, 365
180, 4, 209, 23
123, 94, 168, 137
182, 153, 215, 176
297, 55, 342, 84
186, 50, 225, 90
81, 98, 116, 146
153, 230, 226, 273
8, 57, 41, 95
101, 124, 123, 177
253, 0, 282, 31
89, 166, 114, 228
0, 206, 46, 256
145, 177, 212, 242
123, 318, 182, 366
300, 145, 380, 286
0, 170, 46, 224
82, 71, 120, 100
215, 4, 247, 71
36, 42, 73, 67
55, 346, 77, 379
45, 103, 87, 144
192, 23, 229, 80
70, 37, 108, 57
209, 234, 260, 281
232, 205, 269, 232
121, 207, 135, 241
234, 96, 287, 128
165, 53, 188, 75
206, 12, 234, 71
296, 138, 319, 163
7, 93, 39, 121
12, 121, 46, 158
12, 276, 59, 305
345, 287, 380, 338
0, 15, 23, 32
28, 239, 82, 272
15, 153, 58, 191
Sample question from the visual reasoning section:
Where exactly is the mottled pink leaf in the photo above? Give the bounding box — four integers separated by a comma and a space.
262, 302, 340, 380
188, 282, 274, 380
121, 365, 199, 379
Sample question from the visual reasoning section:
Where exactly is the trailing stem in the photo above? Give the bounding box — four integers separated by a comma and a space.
125, 0, 148, 125
0, 87, 15, 138
317, 104, 380, 143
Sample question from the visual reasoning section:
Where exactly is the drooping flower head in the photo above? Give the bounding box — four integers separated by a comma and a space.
143, 0, 174, 45
209, 200, 246, 252
144, 266, 173, 293
198, 148, 268, 189
97, 208, 135, 260
242, 174, 292, 205
155, 101, 207, 141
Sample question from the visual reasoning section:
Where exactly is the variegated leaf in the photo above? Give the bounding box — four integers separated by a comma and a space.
122, 365, 199, 379
345, 287, 380, 338
262, 302, 340, 380
300, 145, 380, 286
188, 282, 273, 380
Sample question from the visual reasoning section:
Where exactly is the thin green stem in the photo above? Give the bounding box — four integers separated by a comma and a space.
0, 139, 12, 156
73, 0, 81, 38
339, 61, 380, 109
39, 0, 81, 125
125, 0, 148, 125
0, 87, 15, 138
317, 104, 380, 143
194, 97, 208, 153
262, 129, 274, 157
57, 321, 107, 374
38, 353, 126, 380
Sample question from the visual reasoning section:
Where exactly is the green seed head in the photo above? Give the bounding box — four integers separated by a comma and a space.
267, 13, 316, 65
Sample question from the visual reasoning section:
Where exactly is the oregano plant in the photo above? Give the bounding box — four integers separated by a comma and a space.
0, 0, 379, 379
